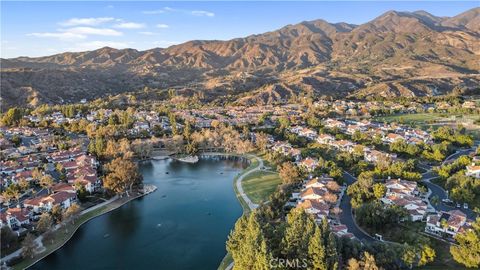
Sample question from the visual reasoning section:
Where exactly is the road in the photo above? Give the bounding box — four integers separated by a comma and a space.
421, 144, 479, 220
338, 144, 479, 243
339, 171, 375, 243
422, 177, 477, 220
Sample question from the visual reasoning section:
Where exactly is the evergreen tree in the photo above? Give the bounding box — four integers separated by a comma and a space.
281, 209, 316, 262
308, 226, 327, 270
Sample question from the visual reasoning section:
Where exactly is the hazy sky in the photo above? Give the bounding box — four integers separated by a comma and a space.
1, 1, 478, 58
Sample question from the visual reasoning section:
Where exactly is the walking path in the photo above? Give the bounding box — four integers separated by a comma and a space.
0, 195, 119, 264
1, 186, 157, 267
235, 154, 263, 210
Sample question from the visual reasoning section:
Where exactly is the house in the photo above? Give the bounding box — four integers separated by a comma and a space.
299, 157, 318, 172
364, 150, 397, 164
425, 210, 470, 238
304, 176, 338, 192
384, 133, 405, 143
385, 179, 418, 197
317, 134, 334, 145
297, 200, 330, 217
300, 187, 328, 201
24, 191, 77, 213
466, 164, 480, 179
73, 175, 100, 193
52, 183, 76, 193
324, 119, 346, 130
382, 195, 427, 221
0, 208, 32, 229
331, 140, 355, 152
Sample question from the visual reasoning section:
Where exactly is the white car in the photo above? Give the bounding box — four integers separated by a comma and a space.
463, 203, 469, 209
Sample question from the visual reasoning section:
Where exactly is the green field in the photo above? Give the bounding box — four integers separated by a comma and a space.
242, 170, 281, 204
374, 113, 480, 139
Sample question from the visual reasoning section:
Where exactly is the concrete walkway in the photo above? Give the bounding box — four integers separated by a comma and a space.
0, 195, 119, 264
235, 155, 263, 210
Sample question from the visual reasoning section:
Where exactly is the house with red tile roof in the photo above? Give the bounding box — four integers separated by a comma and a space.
0, 208, 32, 229
24, 191, 77, 213
466, 164, 480, 179
425, 210, 471, 238
298, 157, 318, 172
297, 200, 330, 218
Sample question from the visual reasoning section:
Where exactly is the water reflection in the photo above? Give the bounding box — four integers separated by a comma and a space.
32, 157, 245, 270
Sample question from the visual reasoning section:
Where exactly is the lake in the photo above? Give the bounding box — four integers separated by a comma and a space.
31, 156, 247, 270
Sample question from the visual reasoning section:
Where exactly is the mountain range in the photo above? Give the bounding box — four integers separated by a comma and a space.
1, 8, 479, 108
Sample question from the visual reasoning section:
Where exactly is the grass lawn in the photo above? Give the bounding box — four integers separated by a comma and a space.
375, 113, 445, 124
242, 170, 281, 204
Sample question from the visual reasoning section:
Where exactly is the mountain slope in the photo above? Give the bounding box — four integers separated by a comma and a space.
1, 8, 479, 108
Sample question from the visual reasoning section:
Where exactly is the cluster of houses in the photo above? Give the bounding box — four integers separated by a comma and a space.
322, 118, 433, 146
288, 175, 355, 239
176, 104, 301, 128
377, 178, 474, 240
271, 141, 301, 161
1, 126, 100, 235
425, 210, 472, 239
313, 99, 478, 117
380, 179, 429, 222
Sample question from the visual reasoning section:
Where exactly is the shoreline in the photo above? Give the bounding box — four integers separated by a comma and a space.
7, 185, 157, 270
215, 153, 262, 270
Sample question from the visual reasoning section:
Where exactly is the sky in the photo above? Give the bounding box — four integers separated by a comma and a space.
1, 1, 478, 58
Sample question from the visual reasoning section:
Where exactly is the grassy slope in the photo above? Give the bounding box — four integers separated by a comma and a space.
242, 170, 281, 204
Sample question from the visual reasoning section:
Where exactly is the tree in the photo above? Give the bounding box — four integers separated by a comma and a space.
51, 204, 63, 223
255, 132, 269, 153
281, 208, 316, 262
348, 252, 380, 270
451, 217, 480, 268
373, 183, 386, 200
3, 184, 21, 205
42, 229, 55, 245
18, 178, 30, 192
226, 211, 272, 270
40, 174, 54, 194
0, 226, 17, 250
308, 226, 327, 270
430, 195, 440, 206
1, 107, 23, 126
402, 245, 417, 269
64, 203, 81, 224
75, 182, 88, 202
278, 162, 302, 185
103, 157, 142, 196
21, 233, 39, 259
36, 213, 53, 233
419, 245, 436, 267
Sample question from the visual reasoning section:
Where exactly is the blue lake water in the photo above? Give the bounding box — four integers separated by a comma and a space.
31, 157, 246, 270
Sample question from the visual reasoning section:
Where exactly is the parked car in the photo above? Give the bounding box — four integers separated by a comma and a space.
442, 198, 453, 203
464, 203, 469, 209
456, 203, 461, 208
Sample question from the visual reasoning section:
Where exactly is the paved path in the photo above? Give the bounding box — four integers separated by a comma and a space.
225, 155, 265, 270
0, 195, 119, 264
235, 155, 263, 210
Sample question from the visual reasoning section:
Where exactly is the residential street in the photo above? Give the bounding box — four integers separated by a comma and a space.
339, 171, 375, 243
339, 143, 479, 243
